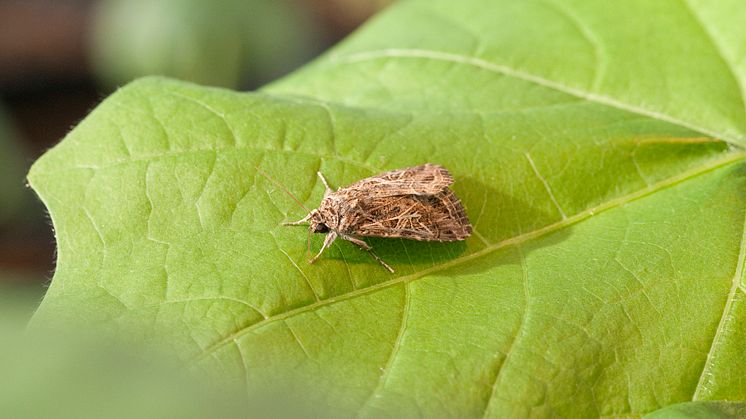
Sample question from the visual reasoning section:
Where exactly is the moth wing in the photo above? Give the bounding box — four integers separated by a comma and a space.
343, 163, 454, 198
352, 189, 472, 241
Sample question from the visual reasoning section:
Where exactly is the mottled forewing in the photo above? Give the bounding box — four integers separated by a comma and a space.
342, 164, 453, 198
352, 189, 472, 241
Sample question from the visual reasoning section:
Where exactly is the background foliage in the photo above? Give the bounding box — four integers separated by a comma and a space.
91, 0, 323, 88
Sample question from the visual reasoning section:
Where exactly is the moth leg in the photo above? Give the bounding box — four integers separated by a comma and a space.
282, 213, 312, 226
340, 234, 371, 250
317, 172, 334, 197
341, 234, 395, 273
309, 231, 337, 264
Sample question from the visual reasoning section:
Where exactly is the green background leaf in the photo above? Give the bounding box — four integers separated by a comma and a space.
91, 0, 322, 88
29, 0, 746, 417
644, 401, 746, 419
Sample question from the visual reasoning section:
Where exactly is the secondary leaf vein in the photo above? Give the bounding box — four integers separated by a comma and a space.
332, 48, 739, 145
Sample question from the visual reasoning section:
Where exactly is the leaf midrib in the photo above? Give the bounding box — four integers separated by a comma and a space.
192, 150, 746, 364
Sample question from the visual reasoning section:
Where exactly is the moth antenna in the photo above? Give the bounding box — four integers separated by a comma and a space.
255, 166, 311, 213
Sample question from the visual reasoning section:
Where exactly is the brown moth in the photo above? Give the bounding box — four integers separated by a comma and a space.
283, 163, 472, 273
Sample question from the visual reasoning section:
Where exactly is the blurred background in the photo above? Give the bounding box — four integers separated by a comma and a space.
0, 0, 392, 318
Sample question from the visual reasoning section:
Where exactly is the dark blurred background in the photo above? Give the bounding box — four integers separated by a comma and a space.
0, 0, 391, 314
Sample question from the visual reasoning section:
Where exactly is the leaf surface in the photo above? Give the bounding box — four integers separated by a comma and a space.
29, 0, 746, 417
644, 401, 746, 419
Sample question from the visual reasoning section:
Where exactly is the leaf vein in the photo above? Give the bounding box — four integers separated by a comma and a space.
332, 48, 740, 145
541, 0, 607, 91
681, 0, 746, 131
273, 235, 321, 302
525, 152, 567, 219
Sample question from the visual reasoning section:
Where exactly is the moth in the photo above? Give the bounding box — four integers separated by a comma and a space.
279, 163, 472, 273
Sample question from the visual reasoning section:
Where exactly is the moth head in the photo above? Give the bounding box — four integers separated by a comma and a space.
308, 211, 330, 234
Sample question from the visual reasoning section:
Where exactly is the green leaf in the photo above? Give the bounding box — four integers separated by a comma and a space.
0, 278, 42, 333
90, 0, 322, 89
29, 0, 746, 417
644, 401, 746, 419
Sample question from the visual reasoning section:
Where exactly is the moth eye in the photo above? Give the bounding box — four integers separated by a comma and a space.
314, 223, 329, 233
